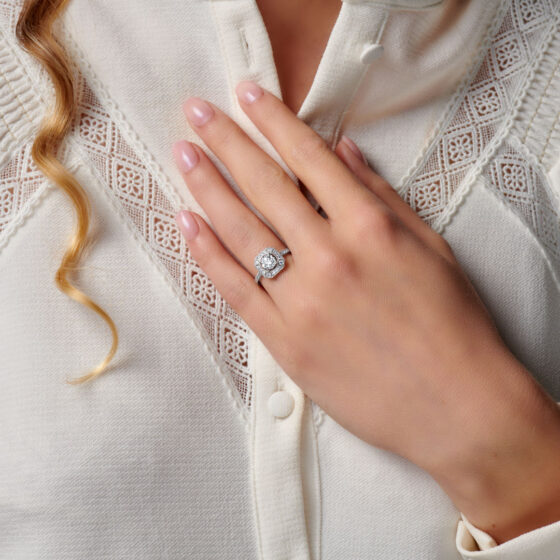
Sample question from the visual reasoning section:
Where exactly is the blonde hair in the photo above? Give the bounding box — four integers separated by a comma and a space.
15, 0, 118, 384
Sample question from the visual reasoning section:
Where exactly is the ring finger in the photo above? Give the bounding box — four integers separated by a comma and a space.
172, 139, 297, 296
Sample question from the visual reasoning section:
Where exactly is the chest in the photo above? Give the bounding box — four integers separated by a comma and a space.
256, 0, 341, 115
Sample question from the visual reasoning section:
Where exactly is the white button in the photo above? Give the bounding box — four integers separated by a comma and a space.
267, 390, 295, 418
360, 43, 384, 64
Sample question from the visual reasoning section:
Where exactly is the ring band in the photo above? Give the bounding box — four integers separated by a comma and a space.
254, 247, 291, 285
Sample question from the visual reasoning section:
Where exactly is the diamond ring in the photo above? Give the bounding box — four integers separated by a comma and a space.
254, 246, 291, 285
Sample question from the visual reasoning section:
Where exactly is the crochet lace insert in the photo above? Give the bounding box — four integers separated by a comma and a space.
400, 0, 560, 279
72, 77, 255, 409
0, 143, 51, 251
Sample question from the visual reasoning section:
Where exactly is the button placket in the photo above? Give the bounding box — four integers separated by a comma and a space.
360, 43, 385, 64
267, 389, 296, 419
294, 2, 389, 148
251, 332, 311, 560
210, 2, 391, 559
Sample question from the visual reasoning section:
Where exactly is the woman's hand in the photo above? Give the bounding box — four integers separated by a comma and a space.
172, 80, 560, 544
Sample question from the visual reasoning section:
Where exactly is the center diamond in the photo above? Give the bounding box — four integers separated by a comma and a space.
261, 254, 277, 270
255, 247, 289, 281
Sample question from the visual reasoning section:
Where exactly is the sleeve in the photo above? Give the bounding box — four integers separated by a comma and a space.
457, 513, 497, 551
456, 401, 560, 558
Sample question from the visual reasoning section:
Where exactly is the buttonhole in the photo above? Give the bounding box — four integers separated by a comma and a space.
239, 28, 253, 68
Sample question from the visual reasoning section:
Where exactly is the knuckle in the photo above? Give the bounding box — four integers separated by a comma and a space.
313, 245, 358, 281
225, 219, 254, 253
290, 132, 330, 166
354, 205, 402, 243
247, 158, 287, 195
222, 275, 253, 312
213, 120, 238, 149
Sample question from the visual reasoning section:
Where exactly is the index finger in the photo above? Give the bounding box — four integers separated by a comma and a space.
235, 80, 383, 222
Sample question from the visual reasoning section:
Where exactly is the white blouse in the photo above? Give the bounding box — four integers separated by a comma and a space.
1, 0, 560, 558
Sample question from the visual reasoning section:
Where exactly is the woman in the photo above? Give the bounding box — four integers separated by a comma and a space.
1, 0, 559, 557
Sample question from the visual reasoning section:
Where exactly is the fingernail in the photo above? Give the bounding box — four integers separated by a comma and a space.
236, 80, 264, 104
182, 97, 214, 126
341, 135, 367, 164
175, 210, 199, 240
172, 140, 199, 173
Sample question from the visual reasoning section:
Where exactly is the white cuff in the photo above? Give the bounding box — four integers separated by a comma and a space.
456, 512, 560, 558
456, 401, 560, 557
458, 513, 498, 551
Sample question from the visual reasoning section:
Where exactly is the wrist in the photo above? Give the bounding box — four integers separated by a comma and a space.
428, 356, 560, 544
444, 435, 560, 544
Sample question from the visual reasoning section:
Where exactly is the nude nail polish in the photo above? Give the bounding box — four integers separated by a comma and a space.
172, 140, 199, 173
175, 210, 199, 240
236, 81, 264, 104
341, 134, 367, 164
183, 97, 214, 126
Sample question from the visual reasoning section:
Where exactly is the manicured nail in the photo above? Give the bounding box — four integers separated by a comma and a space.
172, 140, 199, 173
182, 97, 214, 126
175, 210, 199, 240
236, 80, 264, 104
341, 134, 367, 164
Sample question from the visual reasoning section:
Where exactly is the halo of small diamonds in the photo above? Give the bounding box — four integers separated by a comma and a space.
254, 247, 290, 282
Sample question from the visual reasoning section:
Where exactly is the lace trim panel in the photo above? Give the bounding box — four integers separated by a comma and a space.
485, 138, 560, 282
0, 141, 52, 254
66, 75, 255, 411
400, 0, 560, 279
0, 3, 53, 255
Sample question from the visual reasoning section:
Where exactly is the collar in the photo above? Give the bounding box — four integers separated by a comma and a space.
58, 0, 496, 212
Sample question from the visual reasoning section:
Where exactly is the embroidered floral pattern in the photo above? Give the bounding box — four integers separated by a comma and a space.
469, 84, 503, 118
518, 0, 546, 26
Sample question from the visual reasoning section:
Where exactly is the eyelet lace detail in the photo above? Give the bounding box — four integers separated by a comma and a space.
71, 77, 254, 410
0, 142, 52, 253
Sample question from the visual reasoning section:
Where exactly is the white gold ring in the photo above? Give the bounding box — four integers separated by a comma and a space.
254, 247, 291, 285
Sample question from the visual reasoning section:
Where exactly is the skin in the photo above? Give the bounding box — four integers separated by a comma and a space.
254, 0, 341, 115
171, 0, 560, 546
